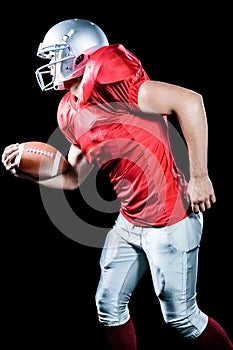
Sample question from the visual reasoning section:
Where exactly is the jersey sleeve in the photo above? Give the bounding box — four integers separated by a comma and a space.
57, 92, 81, 147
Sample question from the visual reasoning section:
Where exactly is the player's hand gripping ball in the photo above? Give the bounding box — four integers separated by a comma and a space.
15, 141, 69, 179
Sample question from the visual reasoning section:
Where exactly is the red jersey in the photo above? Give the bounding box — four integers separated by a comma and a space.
57, 44, 190, 226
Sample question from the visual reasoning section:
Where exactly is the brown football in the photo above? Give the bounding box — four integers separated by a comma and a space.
15, 141, 69, 179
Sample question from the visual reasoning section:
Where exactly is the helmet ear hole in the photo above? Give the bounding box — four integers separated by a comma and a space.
75, 54, 84, 66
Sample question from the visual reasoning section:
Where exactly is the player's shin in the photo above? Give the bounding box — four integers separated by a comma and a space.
103, 318, 137, 350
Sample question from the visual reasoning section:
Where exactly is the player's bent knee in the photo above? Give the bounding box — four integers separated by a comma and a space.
95, 287, 130, 327
163, 307, 208, 339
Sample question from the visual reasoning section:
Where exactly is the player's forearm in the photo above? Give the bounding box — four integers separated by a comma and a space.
37, 160, 93, 190
175, 94, 209, 178
37, 168, 80, 190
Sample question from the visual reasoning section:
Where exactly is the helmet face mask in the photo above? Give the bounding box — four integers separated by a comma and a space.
35, 19, 109, 91
36, 42, 86, 91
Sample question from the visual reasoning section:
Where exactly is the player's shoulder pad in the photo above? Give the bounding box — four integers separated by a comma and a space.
94, 44, 142, 84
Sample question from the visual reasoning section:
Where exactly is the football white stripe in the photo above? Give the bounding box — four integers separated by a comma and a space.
51, 151, 62, 177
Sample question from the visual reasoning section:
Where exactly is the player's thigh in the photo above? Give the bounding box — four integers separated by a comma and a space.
98, 226, 148, 295
143, 213, 203, 298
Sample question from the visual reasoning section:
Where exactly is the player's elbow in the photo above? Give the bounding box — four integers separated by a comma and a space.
63, 168, 80, 190
174, 90, 205, 119
66, 179, 80, 191
186, 91, 204, 113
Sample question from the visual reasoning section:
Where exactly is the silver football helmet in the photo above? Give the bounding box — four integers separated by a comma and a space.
35, 18, 109, 91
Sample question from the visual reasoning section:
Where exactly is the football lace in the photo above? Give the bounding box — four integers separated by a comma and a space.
25, 147, 54, 158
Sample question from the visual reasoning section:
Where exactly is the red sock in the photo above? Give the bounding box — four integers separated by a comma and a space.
193, 316, 233, 349
103, 318, 137, 350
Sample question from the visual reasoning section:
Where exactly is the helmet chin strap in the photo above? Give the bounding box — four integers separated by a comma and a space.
53, 55, 88, 90
54, 81, 66, 90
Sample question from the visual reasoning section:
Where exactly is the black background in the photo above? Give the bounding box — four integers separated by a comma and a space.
1, 4, 232, 349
